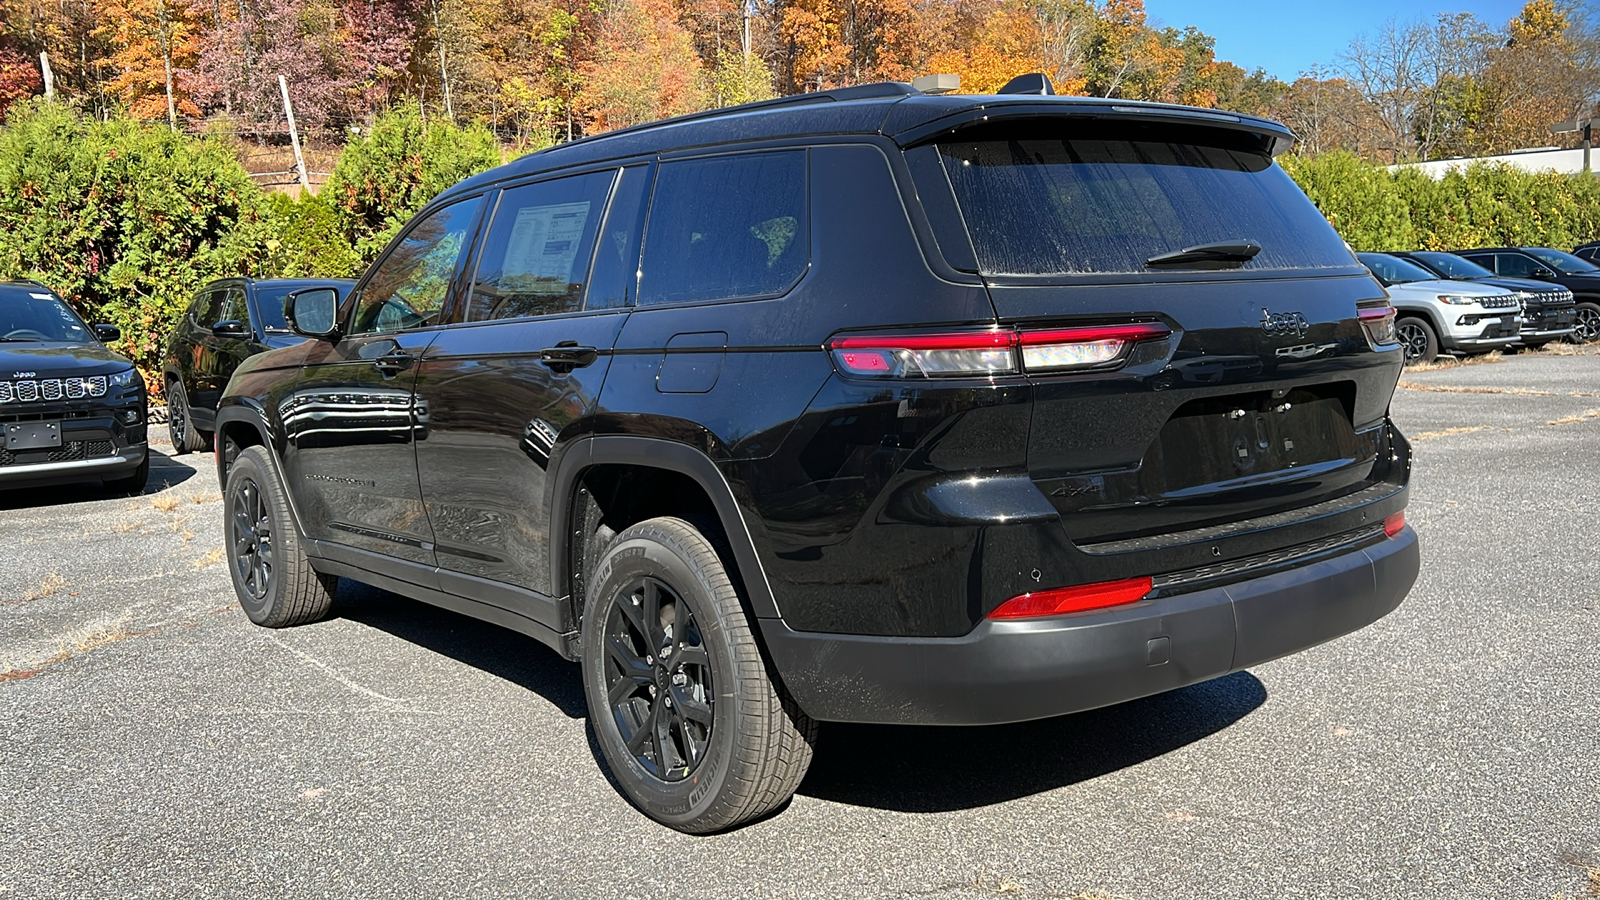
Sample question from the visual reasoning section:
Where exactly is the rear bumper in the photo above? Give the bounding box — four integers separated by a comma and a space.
762, 527, 1419, 725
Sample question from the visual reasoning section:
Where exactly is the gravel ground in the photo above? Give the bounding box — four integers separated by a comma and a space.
2, 347, 1598, 900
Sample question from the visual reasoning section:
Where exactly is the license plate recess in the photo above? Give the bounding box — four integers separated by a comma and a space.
6, 421, 62, 450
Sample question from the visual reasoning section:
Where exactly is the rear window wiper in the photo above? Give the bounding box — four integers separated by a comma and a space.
1145, 240, 1262, 270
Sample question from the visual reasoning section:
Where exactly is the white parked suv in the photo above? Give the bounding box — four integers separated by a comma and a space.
1358, 252, 1522, 364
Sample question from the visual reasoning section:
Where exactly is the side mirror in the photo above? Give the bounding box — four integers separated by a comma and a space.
1534, 267, 1558, 280
286, 288, 341, 339
212, 319, 251, 338
92, 323, 121, 342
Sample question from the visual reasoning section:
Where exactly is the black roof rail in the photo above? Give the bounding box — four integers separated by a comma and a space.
539, 82, 918, 157
1, 278, 50, 289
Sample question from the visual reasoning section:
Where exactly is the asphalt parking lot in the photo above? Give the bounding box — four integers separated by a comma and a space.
3, 347, 1598, 900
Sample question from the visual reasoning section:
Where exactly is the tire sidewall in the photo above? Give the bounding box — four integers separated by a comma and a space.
225, 448, 283, 625
581, 528, 743, 830
168, 381, 191, 452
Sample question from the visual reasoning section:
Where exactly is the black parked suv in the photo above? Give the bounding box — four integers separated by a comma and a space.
1388, 251, 1576, 347
1453, 247, 1600, 343
162, 277, 353, 453
0, 280, 149, 492
213, 81, 1419, 832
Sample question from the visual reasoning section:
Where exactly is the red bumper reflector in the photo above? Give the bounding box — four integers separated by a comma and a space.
988, 576, 1153, 620
1383, 511, 1405, 538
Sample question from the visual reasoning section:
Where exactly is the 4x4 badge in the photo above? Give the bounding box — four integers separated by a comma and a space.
1261, 309, 1310, 339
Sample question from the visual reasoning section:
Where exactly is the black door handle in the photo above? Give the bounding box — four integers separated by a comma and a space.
539, 345, 598, 371
373, 352, 415, 376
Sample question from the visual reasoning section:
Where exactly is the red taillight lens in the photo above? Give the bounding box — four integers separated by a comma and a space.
827, 323, 1171, 379
1359, 304, 1398, 347
1383, 511, 1405, 537
987, 576, 1153, 620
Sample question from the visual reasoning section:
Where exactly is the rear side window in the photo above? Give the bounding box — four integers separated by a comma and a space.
639, 151, 807, 305
467, 170, 614, 321
933, 123, 1354, 276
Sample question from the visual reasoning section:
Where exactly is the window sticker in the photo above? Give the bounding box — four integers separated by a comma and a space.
502, 201, 592, 294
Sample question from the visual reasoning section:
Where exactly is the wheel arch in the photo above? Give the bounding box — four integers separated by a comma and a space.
213, 401, 310, 541
549, 436, 782, 639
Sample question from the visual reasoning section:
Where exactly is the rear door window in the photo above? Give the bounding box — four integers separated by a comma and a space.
931, 123, 1354, 276
638, 151, 807, 305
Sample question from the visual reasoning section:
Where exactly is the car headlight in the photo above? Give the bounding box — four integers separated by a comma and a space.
108, 368, 142, 389
1435, 295, 1475, 305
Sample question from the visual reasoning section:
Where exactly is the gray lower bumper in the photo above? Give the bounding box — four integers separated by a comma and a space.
0, 445, 147, 489
762, 528, 1420, 725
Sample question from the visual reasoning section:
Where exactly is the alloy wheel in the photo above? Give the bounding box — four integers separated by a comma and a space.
602, 576, 714, 782
1575, 306, 1600, 343
230, 478, 274, 601
1396, 321, 1429, 363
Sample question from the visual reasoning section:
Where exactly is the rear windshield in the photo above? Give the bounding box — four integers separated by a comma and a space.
934, 123, 1354, 276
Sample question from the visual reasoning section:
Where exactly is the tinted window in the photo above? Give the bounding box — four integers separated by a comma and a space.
467, 171, 613, 322
1411, 252, 1494, 280
352, 197, 483, 335
1491, 253, 1541, 278
0, 288, 93, 342
639, 151, 807, 305
1525, 247, 1599, 274
587, 165, 650, 310
1358, 253, 1437, 285
936, 123, 1354, 275
192, 290, 224, 327
216, 288, 248, 327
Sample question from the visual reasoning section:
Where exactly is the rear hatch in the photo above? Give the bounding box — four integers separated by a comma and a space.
907, 115, 1404, 555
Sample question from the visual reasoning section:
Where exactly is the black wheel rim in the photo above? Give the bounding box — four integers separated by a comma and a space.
602, 576, 713, 782
1397, 322, 1428, 362
1576, 308, 1600, 343
170, 388, 188, 445
230, 478, 273, 601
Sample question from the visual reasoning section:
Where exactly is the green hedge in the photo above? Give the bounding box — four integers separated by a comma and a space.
0, 102, 500, 389
1281, 151, 1600, 252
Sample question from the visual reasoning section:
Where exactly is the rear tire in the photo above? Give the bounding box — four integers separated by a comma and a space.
225, 445, 336, 627
1396, 316, 1439, 364
581, 516, 816, 833
167, 380, 210, 454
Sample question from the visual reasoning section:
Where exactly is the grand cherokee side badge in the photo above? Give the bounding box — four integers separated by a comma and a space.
1261, 309, 1310, 339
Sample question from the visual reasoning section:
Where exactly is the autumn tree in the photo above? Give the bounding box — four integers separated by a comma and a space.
96, 0, 204, 125
576, 0, 709, 132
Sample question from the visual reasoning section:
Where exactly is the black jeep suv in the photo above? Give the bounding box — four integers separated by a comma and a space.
0, 280, 148, 493
1453, 247, 1600, 343
162, 277, 353, 453
213, 81, 1419, 832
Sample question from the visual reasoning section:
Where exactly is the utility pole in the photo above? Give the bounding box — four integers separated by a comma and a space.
38, 52, 54, 100
279, 75, 312, 196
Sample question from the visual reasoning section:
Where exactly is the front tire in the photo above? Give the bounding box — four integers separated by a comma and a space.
225, 446, 336, 627
581, 517, 816, 833
1569, 302, 1600, 344
1396, 316, 1439, 364
104, 451, 149, 495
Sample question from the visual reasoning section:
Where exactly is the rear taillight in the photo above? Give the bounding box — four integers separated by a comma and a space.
1383, 511, 1405, 537
1359, 304, 1398, 347
828, 323, 1170, 378
987, 576, 1153, 619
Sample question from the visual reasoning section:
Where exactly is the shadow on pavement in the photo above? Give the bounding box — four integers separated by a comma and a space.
330, 578, 587, 718
0, 445, 196, 509
797, 671, 1266, 813
326, 576, 1264, 817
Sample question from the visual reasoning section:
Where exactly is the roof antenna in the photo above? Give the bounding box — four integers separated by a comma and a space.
997, 73, 1055, 96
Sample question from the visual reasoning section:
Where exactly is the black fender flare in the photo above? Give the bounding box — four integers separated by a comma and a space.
547, 435, 782, 622
213, 400, 311, 542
